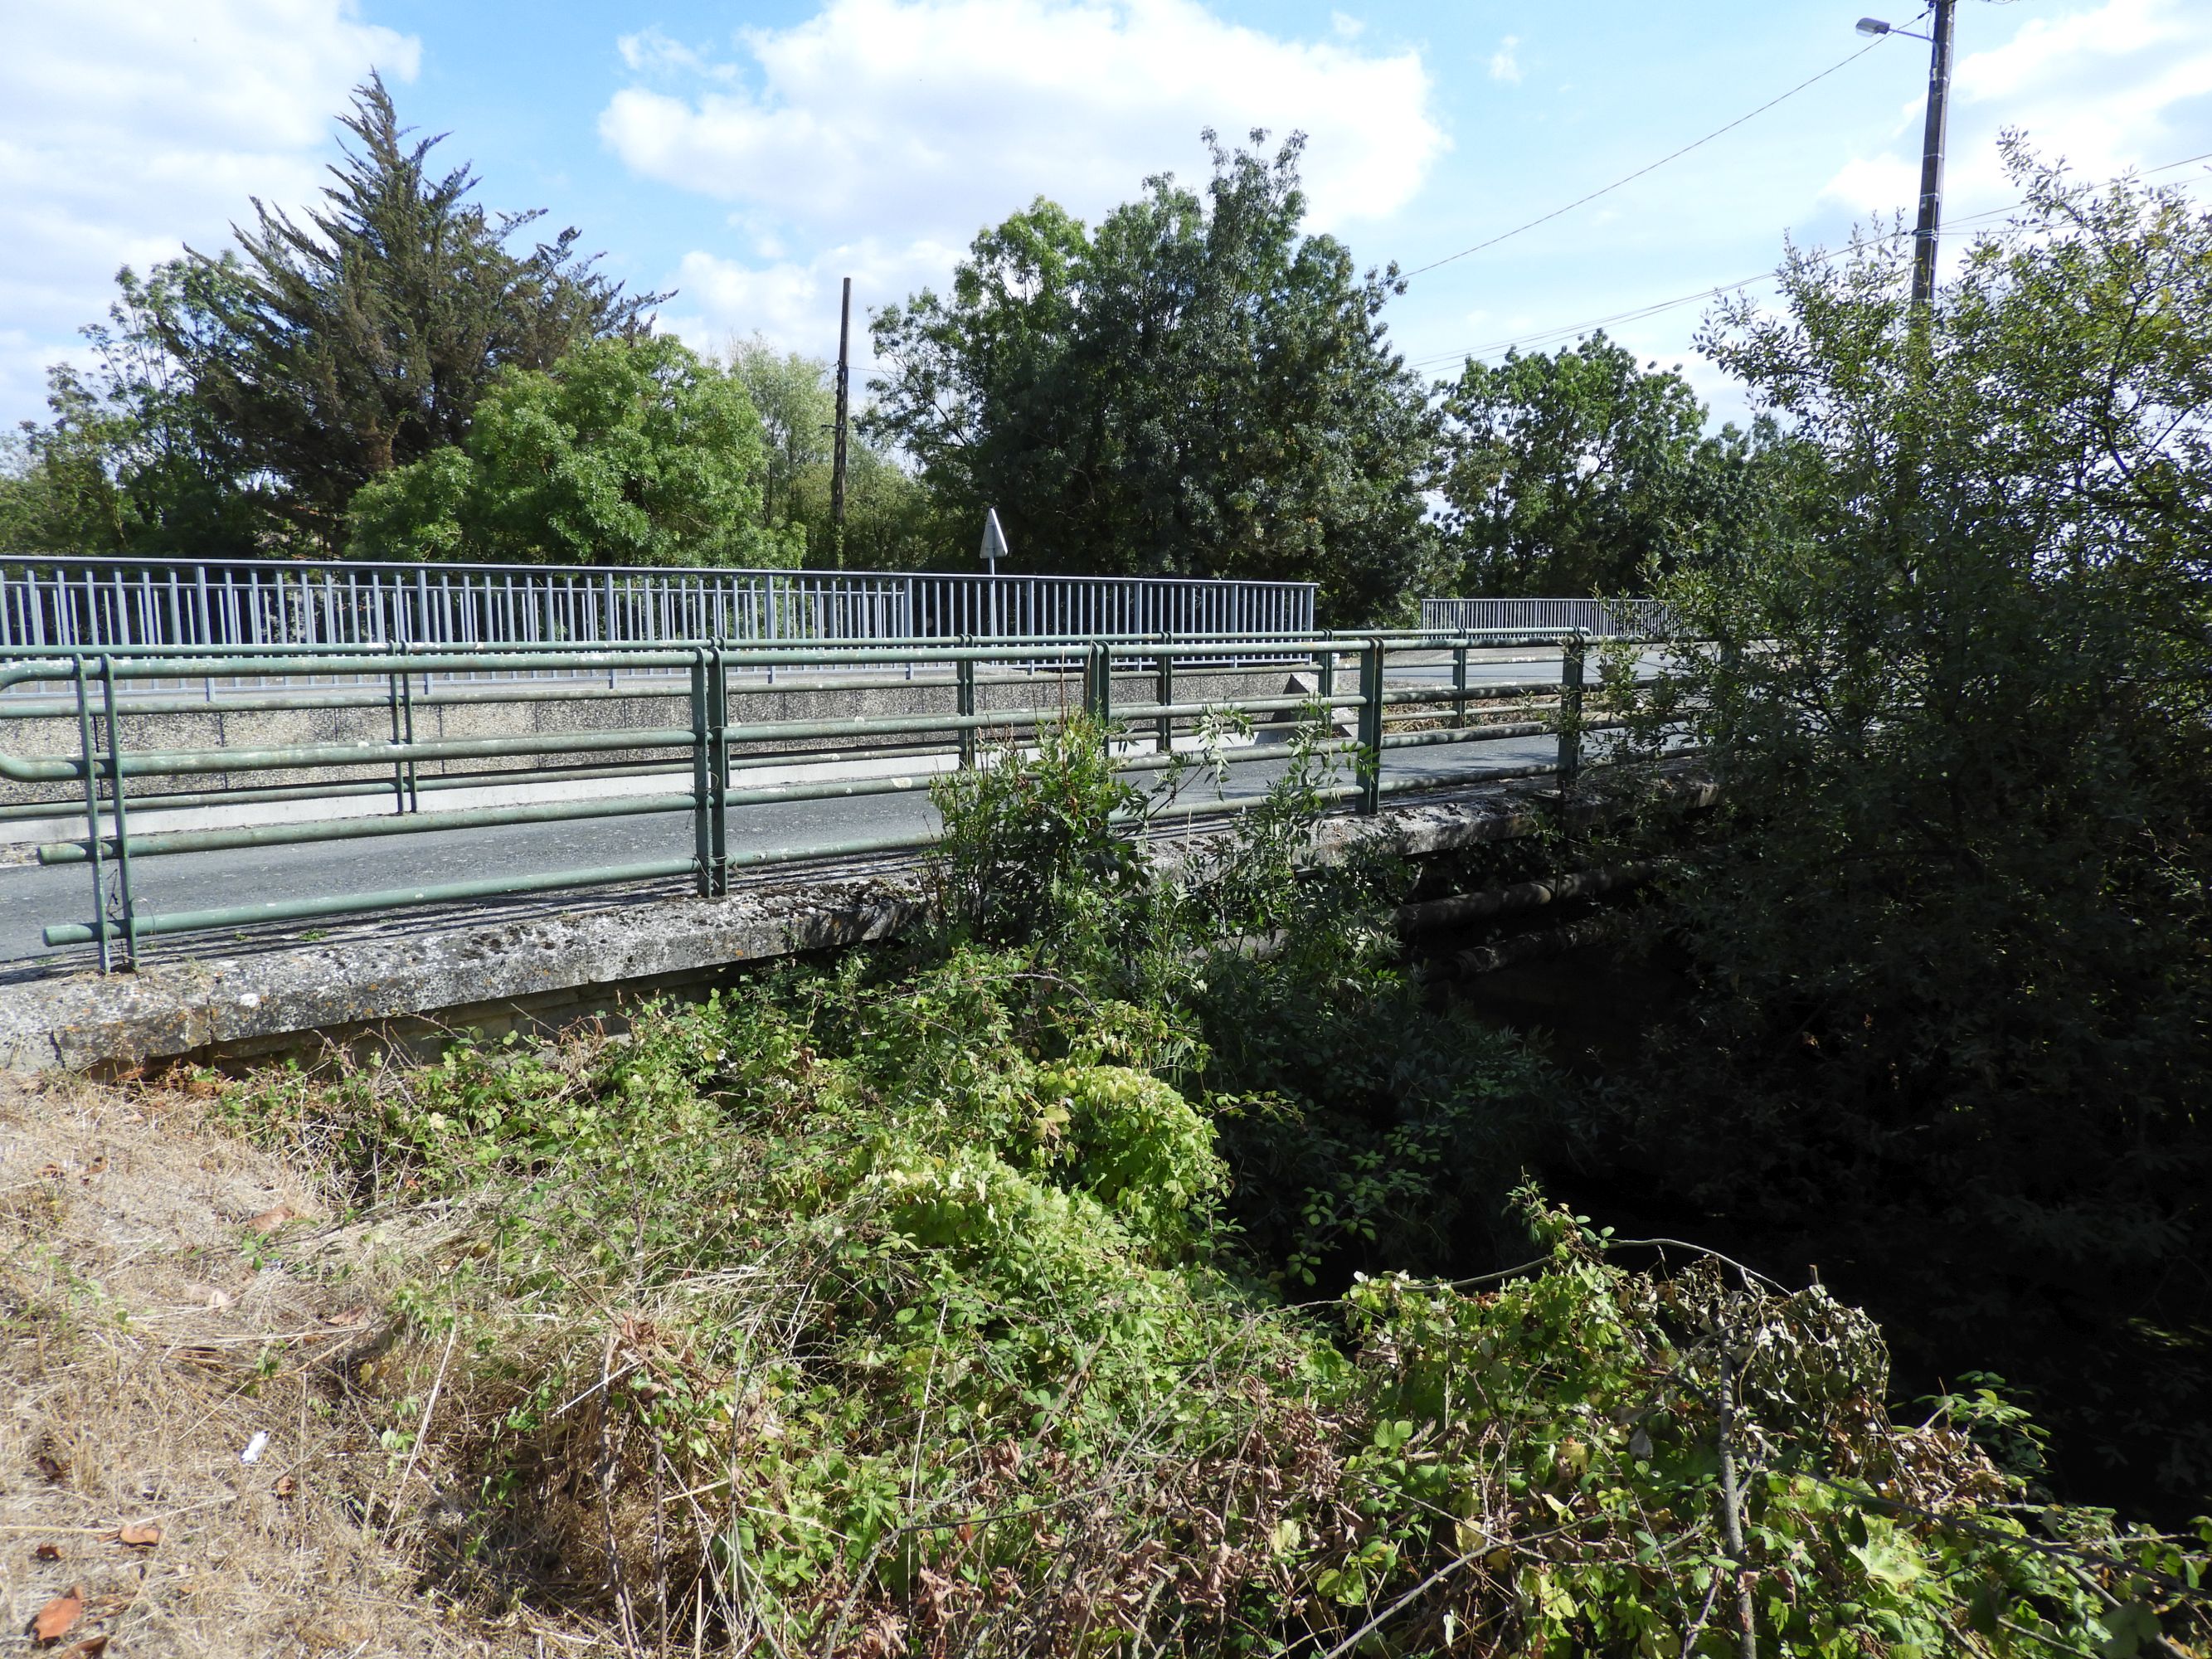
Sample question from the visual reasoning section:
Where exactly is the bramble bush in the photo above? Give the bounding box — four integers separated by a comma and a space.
226, 713, 2210, 1654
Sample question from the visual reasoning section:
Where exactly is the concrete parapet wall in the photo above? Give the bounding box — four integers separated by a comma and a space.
0, 782, 1588, 1073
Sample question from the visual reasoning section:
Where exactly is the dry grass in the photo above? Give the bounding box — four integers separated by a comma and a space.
0, 1069, 589, 1657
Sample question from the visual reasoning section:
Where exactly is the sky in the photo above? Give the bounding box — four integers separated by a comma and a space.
3, 0, 2210, 438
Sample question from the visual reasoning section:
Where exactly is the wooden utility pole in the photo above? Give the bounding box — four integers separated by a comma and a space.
1910, 0, 1957, 308
830, 277, 851, 569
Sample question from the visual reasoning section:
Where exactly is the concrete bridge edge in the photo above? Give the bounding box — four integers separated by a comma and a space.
0, 774, 1714, 1075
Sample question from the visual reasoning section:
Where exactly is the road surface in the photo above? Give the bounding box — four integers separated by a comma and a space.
0, 650, 1660, 969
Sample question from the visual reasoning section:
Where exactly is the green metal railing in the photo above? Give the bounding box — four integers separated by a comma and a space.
1, 629, 1630, 970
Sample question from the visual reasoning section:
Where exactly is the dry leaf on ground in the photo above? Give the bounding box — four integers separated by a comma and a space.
242, 1203, 294, 1232
30, 1585, 84, 1643
109, 1521, 162, 1547
32, 1541, 61, 1561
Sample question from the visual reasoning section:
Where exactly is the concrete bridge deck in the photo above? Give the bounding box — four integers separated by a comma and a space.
0, 721, 1563, 967
0, 761, 1608, 1073
0, 634, 1680, 1070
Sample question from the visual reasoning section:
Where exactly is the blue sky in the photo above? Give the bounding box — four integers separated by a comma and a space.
5, 0, 2210, 436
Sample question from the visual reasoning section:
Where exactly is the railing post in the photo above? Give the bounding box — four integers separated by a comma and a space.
956, 640, 976, 769
387, 669, 419, 814
1557, 630, 1586, 794
1155, 633, 1174, 756
72, 660, 110, 975
1358, 637, 1384, 816
1085, 640, 1111, 725
98, 655, 139, 969
689, 649, 712, 898
1452, 631, 1469, 730
708, 641, 730, 897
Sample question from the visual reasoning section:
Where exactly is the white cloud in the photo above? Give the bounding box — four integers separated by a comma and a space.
600, 0, 1444, 241
0, 0, 418, 427
1330, 12, 1365, 41
606, 0, 1446, 372
656, 238, 962, 377
1819, 0, 2212, 219
1489, 35, 1522, 85
1819, 153, 1921, 217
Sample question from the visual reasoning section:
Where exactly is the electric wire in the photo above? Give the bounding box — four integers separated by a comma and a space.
1404, 148, 2212, 372
1398, 28, 1912, 281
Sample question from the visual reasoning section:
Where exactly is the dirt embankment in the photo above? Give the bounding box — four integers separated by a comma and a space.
0, 1073, 537, 1657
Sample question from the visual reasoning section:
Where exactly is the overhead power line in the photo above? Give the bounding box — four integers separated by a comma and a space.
1406, 148, 2212, 372
1398, 30, 1908, 282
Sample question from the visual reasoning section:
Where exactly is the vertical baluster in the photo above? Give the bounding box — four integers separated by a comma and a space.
689, 650, 712, 896
98, 656, 139, 966
1557, 631, 1585, 794
1358, 639, 1383, 816
708, 644, 729, 895
1155, 635, 1174, 756
957, 645, 976, 769
72, 659, 109, 974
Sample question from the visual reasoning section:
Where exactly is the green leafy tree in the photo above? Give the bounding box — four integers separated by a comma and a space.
725, 334, 955, 569
870, 132, 1437, 620
1, 264, 275, 555
163, 74, 659, 546
726, 335, 833, 536
1437, 332, 1777, 596
1608, 144, 2212, 1501
348, 334, 790, 567
0, 385, 125, 555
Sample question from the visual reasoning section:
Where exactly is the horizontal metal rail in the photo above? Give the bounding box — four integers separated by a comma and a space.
0, 622, 1629, 703
9, 630, 1656, 966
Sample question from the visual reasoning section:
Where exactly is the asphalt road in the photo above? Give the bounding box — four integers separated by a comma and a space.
0, 650, 1657, 969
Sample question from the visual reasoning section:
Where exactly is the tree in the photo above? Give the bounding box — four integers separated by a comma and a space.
725, 336, 833, 537
1, 264, 275, 557
0, 384, 125, 556
869, 133, 1437, 621
1607, 144, 2212, 1501
1437, 333, 1776, 596
165, 74, 659, 546
726, 334, 958, 571
348, 334, 790, 567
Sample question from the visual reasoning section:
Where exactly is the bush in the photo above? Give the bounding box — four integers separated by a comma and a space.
1605, 144, 2212, 1504
234, 1009, 2209, 1653
215, 706, 2209, 1652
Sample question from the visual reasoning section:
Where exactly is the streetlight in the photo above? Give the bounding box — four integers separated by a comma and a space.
1858, 5, 1957, 307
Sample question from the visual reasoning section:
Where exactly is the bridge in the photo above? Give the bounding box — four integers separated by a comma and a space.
0, 558, 1676, 1069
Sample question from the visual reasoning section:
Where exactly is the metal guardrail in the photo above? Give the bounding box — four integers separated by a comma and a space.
1422, 597, 1668, 636
2, 555, 1316, 659
1, 629, 1626, 970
